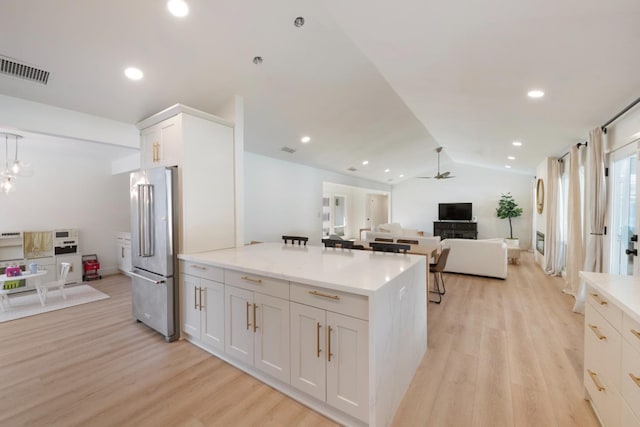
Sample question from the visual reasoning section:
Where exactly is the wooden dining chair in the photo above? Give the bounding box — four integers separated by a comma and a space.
282, 235, 309, 246
429, 248, 450, 304
36, 262, 71, 307
369, 242, 410, 253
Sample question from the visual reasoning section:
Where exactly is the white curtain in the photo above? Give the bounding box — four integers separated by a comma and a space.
545, 158, 565, 275
563, 145, 584, 297
573, 128, 607, 313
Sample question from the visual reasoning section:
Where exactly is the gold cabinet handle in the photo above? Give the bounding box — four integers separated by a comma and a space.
191, 265, 207, 270
199, 287, 204, 310
309, 290, 340, 300
316, 322, 322, 358
589, 293, 608, 306
587, 369, 606, 392
253, 304, 258, 332
632, 329, 640, 341
327, 325, 333, 362
194, 287, 198, 310
630, 373, 640, 388
588, 324, 607, 341
152, 142, 156, 162
246, 301, 251, 330
241, 276, 262, 284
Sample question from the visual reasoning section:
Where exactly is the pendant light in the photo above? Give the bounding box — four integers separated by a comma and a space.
1, 132, 32, 194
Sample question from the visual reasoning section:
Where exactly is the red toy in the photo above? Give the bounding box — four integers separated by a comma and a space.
82, 254, 102, 281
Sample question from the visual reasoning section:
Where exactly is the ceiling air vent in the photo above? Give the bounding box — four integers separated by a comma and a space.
347, 167, 357, 172
281, 146, 296, 154
0, 55, 50, 85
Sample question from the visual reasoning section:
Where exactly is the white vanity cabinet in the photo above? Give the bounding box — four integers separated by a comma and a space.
181, 262, 225, 353
580, 272, 640, 427
224, 271, 290, 384
115, 232, 131, 275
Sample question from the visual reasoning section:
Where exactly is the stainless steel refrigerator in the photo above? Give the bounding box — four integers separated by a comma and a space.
129, 166, 178, 342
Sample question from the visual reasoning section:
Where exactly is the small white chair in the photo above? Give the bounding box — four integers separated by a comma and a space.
36, 262, 71, 307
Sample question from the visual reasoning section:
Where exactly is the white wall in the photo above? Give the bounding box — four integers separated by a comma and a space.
245, 153, 390, 245
391, 163, 533, 247
606, 103, 640, 152
0, 136, 130, 275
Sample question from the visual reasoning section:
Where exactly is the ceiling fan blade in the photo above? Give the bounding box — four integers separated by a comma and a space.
417, 176, 434, 179
439, 171, 451, 177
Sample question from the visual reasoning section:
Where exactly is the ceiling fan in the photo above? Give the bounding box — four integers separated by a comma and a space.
418, 147, 454, 179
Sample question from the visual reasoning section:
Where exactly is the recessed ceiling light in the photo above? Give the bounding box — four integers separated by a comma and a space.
399, 174, 404, 178
507, 156, 516, 160
124, 67, 144, 80
505, 165, 512, 169
384, 168, 390, 173
167, 0, 189, 17
294, 17, 305, 27
253, 56, 263, 65
362, 160, 369, 165
512, 141, 522, 147
301, 136, 311, 143
527, 89, 544, 98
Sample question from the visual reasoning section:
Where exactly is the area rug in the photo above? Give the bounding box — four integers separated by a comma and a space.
0, 285, 109, 323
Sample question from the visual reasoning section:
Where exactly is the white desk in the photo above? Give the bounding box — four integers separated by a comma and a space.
0, 271, 47, 312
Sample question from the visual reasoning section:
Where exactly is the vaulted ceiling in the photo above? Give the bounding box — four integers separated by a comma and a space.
1, 0, 639, 183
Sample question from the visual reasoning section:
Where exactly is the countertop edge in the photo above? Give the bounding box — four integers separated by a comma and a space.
580, 271, 640, 324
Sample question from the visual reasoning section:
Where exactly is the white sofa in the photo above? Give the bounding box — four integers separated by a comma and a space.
364, 223, 440, 250
440, 238, 508, 279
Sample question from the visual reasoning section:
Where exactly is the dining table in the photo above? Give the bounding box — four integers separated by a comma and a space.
0, 270, 47, 312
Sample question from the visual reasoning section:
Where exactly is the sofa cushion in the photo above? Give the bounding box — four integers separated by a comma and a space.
440, 238, 507, 279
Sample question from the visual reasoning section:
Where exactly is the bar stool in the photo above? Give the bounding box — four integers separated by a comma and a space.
282, 235, 308, 246
369, 242, 410, 253
429, 248, 450, 304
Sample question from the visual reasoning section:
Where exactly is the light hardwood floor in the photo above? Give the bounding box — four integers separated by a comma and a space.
0, 252, 598, 427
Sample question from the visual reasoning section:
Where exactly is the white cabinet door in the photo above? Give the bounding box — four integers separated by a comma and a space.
290, 302, 326, 401
140, 115, 181, 169
225, 285, 254, 365
181, 274, 201, 338
326, 311, 369, 423
201, 279, 225, 352
254, 293, 290, 384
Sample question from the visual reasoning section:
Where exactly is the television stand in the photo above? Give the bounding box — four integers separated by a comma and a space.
433, 221, 478, 240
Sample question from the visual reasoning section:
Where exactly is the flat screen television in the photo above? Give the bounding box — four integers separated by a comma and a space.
438, 203, 472, 221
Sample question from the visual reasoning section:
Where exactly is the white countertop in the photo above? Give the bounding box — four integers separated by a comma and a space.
178, 243, 426, 296
580, 271, 640, 323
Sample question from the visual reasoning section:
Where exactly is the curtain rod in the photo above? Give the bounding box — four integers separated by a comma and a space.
558, 96, 640, 162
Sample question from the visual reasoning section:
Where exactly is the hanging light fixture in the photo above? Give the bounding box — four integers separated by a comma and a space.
1, 132, 31, 194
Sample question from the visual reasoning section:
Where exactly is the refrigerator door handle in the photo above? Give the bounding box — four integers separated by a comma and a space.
138, 184, 155, 257
129, 270, 165, 285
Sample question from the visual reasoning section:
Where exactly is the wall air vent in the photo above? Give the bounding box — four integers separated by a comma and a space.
0, 55, 50, 85
347, 167, 357, 172
281, 146, 296, 154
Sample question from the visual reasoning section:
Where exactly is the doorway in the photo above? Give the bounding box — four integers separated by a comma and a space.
608, 143, 638, 276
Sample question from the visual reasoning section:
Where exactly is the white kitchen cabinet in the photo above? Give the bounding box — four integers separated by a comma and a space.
181, 262, 225, 353
224, 275, 290, 384
116, 232, 132, 275
55, 253, 82, 284
581, 273, 640, 427
290, 301, 369, 423
140, 115, 181, 169
137, 105, 236, 254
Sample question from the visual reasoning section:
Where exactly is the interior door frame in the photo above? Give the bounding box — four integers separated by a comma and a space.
606, 140, 640, 276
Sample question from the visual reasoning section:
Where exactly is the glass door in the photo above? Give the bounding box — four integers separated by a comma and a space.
609, 145, 638, 275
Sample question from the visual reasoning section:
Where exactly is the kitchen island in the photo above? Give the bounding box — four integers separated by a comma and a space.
178, 242, 427, 427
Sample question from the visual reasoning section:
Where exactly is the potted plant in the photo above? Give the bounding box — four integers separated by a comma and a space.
496, 193, 523, 245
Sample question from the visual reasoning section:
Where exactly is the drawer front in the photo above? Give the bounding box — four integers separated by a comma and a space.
621, 339, 640, 421
584, 365, 621, 427
290, 282, 368, 321
225, 270, 289, 299
585, 302, 622, 390
181, 261, 224, 282
587, 287, 623, 331
623, 313, 640, 354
